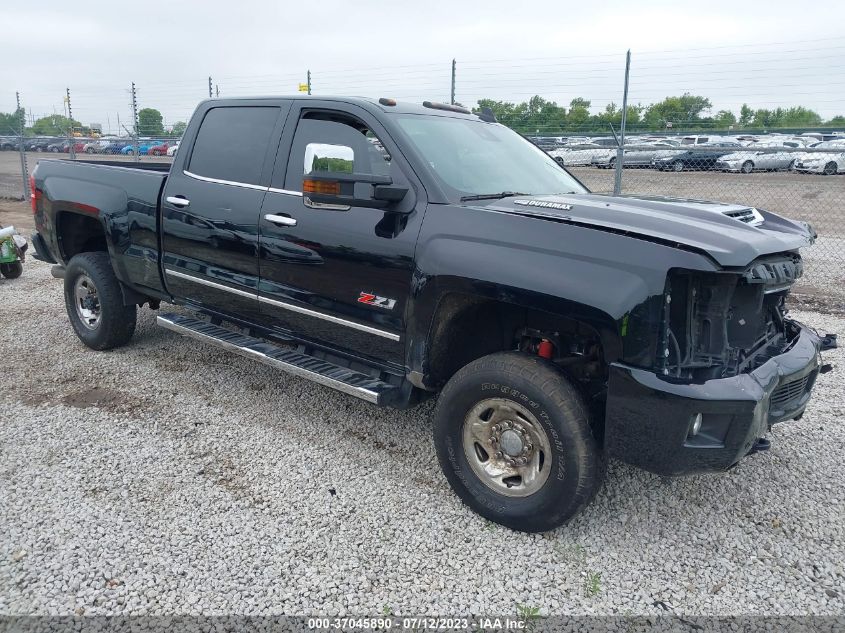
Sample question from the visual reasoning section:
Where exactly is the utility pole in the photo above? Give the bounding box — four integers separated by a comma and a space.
66, 87, 76, 159
450, 59, 456, 105
16, 92, 30, 200
613, 50, 631, 196
307, 70, 312, 95
130, 82, 140, 162
208, 76, 213, 99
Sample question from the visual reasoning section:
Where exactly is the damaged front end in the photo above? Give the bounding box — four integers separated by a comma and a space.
660, 254, 803, 383
605, 252, 825, 476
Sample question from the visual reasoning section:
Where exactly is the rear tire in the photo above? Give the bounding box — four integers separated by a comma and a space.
64, 252, 136, 350
0, 262, 23, 279
433, 351, 604, 533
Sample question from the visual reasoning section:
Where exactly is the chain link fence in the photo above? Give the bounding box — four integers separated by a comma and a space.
2, 48, 843, 305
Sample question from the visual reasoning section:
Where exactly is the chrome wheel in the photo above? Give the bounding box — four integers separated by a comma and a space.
462, 398, 552, 498
73, 274, 102, 329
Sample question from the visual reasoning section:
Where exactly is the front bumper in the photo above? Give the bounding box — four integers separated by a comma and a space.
605, 322, 821, 475
794, 162, 825, 173
715, 162, 742, 172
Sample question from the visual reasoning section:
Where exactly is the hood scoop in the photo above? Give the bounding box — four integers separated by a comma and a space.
723, 207, 764, 227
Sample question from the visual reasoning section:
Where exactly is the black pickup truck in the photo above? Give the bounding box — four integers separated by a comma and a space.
31, 96, 824, 532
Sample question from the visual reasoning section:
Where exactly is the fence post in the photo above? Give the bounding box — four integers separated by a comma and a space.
450, 59, 456, 105
307, 70, 312, 95
16, 92, 30, 201
66, 87, 76, 160
208, 76, 213, 99
613, 50, 631, 196
131, 82, 140, 162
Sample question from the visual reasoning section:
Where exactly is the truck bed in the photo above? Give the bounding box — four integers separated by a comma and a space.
32, 158, 170, 295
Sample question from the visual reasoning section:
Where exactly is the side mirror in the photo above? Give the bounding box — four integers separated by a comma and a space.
302, 141, 409, 211
303, 172, 409, 211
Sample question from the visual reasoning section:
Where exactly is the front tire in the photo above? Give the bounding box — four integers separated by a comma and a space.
64, 252, 136, 350
0, 262, 23, 279
741, 161, 754, 174
823, 162, 838, 175
433, 352, 603, 533
672, 160, 684, 172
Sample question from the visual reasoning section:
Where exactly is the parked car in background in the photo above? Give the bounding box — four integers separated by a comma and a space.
652, 142, 742, 171
794, 140, 845, 175
147, 141, 175, 156
715, 141, 804, 173
47, 140, 86, 154
83, 141, 100, 154
550, 144, 613, 166
592, 140, 682, 168
25, 138, 53, 152
0, 138, 20, 151
166, 141, 180, 157
97, 140, 128, 155
120, 141, 161, 156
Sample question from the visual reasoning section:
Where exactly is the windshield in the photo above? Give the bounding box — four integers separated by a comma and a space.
393, 114, 587, 200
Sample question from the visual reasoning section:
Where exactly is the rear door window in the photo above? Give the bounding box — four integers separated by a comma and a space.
188, 106, 279, 186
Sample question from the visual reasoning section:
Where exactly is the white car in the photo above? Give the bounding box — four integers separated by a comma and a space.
549, 144, 614, 166
166, 142, 180, 157
715, 142, 803, 173
793, 140, 845, 175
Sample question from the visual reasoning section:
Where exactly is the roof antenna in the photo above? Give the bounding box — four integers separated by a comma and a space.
479, 107, 497, 123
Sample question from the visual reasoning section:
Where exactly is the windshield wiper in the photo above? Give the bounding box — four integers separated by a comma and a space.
460, 191, 532, 201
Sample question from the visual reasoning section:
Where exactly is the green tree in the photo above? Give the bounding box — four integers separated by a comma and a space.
565, 97, 592, 131
31, 114, 81, 136
137, 108, 164, 136
739, 104, 754, 127
0, 108, 25, 135
594, 102, 644, 129
643, 93, 712, 129
826, 115, 845, 127
713, 110, 737, 128
169, 121, 188, 137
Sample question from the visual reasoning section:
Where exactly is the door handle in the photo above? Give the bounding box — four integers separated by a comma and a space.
166, 196, 190, 208
264, 213, 297, 227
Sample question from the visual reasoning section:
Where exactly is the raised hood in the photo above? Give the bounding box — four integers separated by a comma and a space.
480, 193, 815, 267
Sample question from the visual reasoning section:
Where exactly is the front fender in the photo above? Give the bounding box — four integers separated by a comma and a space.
406, 204, 720, 382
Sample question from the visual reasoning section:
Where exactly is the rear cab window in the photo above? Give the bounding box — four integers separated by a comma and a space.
187, 106, 279, 186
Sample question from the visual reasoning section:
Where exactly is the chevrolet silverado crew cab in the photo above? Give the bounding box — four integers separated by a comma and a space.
30, 96, 824, 532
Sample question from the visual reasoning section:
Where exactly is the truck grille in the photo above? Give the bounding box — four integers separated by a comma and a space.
770, 374, 812, 409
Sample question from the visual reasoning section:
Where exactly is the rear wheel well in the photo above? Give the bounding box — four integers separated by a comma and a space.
57, 212, 107, 261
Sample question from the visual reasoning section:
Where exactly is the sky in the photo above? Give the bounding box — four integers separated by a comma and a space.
2, 0, 844, 134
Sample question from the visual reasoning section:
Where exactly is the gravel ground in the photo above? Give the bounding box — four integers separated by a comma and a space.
1, 256, 843, 618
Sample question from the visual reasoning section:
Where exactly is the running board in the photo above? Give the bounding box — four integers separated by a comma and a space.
157, 313, 397, 405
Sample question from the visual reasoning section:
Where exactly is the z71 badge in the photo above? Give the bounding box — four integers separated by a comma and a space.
358, 292, 396, 310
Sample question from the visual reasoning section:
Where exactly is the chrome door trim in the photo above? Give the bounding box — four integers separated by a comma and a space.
267, 187, 304, 197
183, 170, 268, 191
258, 294, 400, 341
164, 268, 257, 299
164, 269, 399, 341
